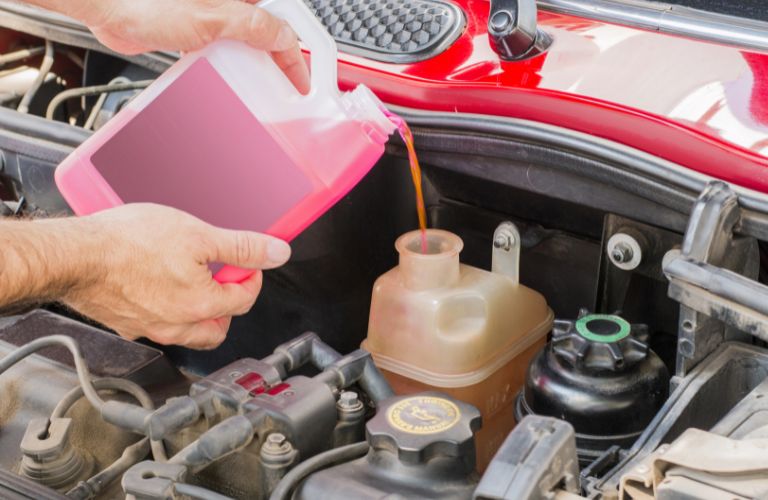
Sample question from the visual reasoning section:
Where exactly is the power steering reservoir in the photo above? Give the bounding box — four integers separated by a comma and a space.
516, 311, 670, 466
363, 225, 553, 470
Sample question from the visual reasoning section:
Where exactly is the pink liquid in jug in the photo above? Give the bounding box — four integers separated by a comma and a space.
58, 57, 391, 283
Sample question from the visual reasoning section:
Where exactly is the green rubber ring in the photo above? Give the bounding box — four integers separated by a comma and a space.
575, 314, 631, 343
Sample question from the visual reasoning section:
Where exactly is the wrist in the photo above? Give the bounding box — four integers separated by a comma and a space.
23, 216, 108, 306
48, 216, 110, 306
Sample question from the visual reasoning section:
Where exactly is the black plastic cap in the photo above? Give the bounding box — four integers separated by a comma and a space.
551, 310, 650, 372
366, 392, 481, 465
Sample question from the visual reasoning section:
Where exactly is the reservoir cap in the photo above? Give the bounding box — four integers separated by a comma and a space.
551, 310, 650, 372
366, 392, 481, 465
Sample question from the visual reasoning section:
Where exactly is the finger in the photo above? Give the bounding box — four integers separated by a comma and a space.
272, 45, 311, 94
180, 319, 231, 350
209, 271, 264, 317
216, 3, 299, 52
208, 227, 291, 270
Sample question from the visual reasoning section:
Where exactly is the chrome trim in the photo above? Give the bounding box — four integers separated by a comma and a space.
538, 0, 768, 52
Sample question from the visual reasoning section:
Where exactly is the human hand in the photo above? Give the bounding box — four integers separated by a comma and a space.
62, 204, 291, 350
69, 0, 310, 93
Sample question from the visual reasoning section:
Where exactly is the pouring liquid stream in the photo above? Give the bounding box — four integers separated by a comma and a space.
385, 111, 428, 253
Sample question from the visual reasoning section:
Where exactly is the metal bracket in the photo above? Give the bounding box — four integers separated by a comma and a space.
663, 182, 759, 381
122, 461, 187, 500
492, 221, 521, 285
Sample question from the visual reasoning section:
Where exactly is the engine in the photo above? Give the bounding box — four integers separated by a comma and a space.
2, 9, 768, 500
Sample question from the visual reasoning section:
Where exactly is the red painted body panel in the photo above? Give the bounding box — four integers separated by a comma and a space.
334, 3, 768, 191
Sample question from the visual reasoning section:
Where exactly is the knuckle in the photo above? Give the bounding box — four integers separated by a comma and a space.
235, 232, 252, 265
188, 296, 218, 320
199, 300, 219, 320
236, 232, 265, 266
235, 295, 258, 316
192, 12, 220, 46
202, 324, 229, 350
248, 9, 279, 44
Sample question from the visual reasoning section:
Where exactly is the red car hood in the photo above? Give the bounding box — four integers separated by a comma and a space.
335, 3, 768, 192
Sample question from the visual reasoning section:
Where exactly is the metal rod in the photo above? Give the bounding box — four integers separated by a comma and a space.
0, 46, 45, 67
538, 0, 768, 52
17, 39, 53, 113
46, 80, 152, 121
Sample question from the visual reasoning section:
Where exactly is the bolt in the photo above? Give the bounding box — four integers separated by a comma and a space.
266, 433, 287, 447
493, 234, 515, 251
338, 391, 360, 408
679, 338, 695, 357
611, 242, 634, 264
229, 371, 242, 378
261, 432, 293, 457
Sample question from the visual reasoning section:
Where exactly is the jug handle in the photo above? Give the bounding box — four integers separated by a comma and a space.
259, 0, 339, 97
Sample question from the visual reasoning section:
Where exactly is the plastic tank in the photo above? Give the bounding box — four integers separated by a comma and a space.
363, 227, 554, 470
516, 311, 670, 466
54, 0, 396, 283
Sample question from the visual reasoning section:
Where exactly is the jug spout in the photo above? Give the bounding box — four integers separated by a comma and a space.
396, 229, 463, 290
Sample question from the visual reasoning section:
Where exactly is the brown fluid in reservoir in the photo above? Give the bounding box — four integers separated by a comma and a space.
394, 120, 428, 253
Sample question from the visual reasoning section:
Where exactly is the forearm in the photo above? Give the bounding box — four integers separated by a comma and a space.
0, 217, 104, 312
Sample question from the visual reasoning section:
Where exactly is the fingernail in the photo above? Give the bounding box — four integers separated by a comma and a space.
267, 239, 291, 265
274, 23, 297, 51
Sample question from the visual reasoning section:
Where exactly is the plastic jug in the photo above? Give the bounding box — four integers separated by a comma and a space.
362, 227, 554, 471
55, 0, 396, 283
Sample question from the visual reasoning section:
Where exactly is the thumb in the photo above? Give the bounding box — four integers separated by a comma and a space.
208, 227, 291, 270
216, 2, 298, 52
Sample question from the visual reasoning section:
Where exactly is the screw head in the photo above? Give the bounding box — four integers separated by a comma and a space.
266, 433, 286, 447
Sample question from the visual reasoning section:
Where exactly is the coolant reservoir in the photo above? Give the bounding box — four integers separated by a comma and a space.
363, 225, 554, 470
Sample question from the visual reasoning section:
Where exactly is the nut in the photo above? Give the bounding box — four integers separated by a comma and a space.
611, 243, 634, 264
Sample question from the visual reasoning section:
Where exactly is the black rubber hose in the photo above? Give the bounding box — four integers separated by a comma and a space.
269, 442, 369, 500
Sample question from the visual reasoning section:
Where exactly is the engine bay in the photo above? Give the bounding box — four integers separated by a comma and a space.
2, 13, 768, 500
